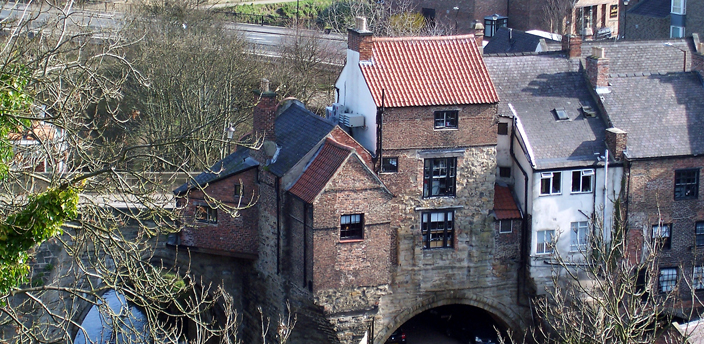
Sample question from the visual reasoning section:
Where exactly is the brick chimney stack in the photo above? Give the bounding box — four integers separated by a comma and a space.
253, 78, 278, 142
586, 46, 610, 92
562, 34, 582, 59
348, 17, 373, 61
605, 128, 627, 161
473, 21, 484, 53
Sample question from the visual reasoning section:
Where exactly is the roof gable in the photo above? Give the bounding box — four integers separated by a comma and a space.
288, 138, 352, 203
269, 103, 336, 176
360, 34, 499, 108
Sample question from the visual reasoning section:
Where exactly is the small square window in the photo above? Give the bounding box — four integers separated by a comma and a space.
234, 184, 243, 197
499, 167, 511, 178
570, 221, 589, 251
671, 0, 685, 14
422, 210, 454, 249
423, 158, 456, 198
381, 157, 398, 173
670, 26, 685, 38
652, 224, 672, 250
572, 170, 593, 193
537, 230, 555, 254
499, 220, 512, 234
540, 172, 561, 195
696, 222, 704, 246
694, 266, 704, 290
434, 110, 458, 129
610, 4, 618, 18
659, 267, 677, 293
195, 204, 217, 224
341, 214, 364, 240
674, 169, 699, 200
497, 122, 508, 135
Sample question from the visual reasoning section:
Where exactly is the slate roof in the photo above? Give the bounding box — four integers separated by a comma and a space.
484, 53, 607, 170
629, 0, 670, 18
484, 28, 544, 54
360, 34, 499, 108
494, 184, 522, 220
599, 72, 704, 159
288, 138, 352, 203
174, 149, 259, 195
268, 103, 336, 177
581, 39, 694, 74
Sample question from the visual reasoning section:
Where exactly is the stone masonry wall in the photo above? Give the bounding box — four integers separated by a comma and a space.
627, 157, 704, 297
178, 167, 259, 256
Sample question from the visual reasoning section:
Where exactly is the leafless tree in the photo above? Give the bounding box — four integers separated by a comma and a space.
319, 0, 451, 37
0, 0, 269, 343
526, 205, 702, 344
541, 0, 578, 34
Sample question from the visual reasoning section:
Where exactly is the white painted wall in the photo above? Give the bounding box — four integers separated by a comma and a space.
496, 116, 513, 184
528, 164, 623, 293
335, 49, 379, 154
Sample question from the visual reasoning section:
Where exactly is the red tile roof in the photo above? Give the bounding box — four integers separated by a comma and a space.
494, 184, 522, 220
360, 34, 499, 108
289, 138, 352, 203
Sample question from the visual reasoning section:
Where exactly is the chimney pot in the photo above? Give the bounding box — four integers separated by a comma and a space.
355, 17, 368, 32
261, 78, 270, 93
592, 46, 605, 59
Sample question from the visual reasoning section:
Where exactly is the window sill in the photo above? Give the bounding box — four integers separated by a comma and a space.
380, 171, 398, 174
422, 247, 454, 251
499, 231, 512, 234
339, 239, 364, 244
433, 128, 458, 131
422, 195, 456, 199
570, 191, 593, 195
538, 193, 562, 197
674, 197, 698, 201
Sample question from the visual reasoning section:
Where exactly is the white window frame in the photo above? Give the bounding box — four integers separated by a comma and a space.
570, 221, 589, 251
659, 267, 677, 293
540, 172, 562, 195
571, 169, 594, 193
670, 26, 685, 38
671, 0, 685, 15
536, 230, 555, 254
693, 266, 704, 290
499, 220, 512, 234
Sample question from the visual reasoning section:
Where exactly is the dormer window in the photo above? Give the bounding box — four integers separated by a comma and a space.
434, 110, 458, 129
671, 0, 685, 14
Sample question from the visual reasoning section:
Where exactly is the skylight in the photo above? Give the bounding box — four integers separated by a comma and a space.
554, 108, 569, 121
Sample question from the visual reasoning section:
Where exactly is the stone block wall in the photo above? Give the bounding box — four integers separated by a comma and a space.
178, 167, 259, 256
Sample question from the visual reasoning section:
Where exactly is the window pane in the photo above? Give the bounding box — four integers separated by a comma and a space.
582, 174, 592, 192
541, 178, 551, 194
659, 268, 677, 293
572, 171, 581, 192
421, 211, 454, 249
552, 173, 561, 193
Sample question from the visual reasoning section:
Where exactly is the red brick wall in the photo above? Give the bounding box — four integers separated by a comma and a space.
178, 167, 260, 256
381, 104, 497, 150
310, 156, 393, 292
627, 157, 704, 295
348, 30, 373, 61
586, 55, 609, 88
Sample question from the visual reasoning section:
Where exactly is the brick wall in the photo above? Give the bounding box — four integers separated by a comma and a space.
626, 157, 704, 296
624, 13, 670, 40
310, 156, 393, 292
687, 1, 704, 39
494, 219, 521, 260
178, 167, 259, 256
348, 29, 372, 61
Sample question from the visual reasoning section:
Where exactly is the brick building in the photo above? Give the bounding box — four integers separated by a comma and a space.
583, 37, 704, 299
624, 0, 704, 39
335, 17, 527, 343
405, 0, 619, 38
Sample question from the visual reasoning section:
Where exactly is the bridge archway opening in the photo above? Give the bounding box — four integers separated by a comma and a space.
389, 304, 510, 344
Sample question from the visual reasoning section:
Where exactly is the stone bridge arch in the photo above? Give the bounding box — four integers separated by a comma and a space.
375, 291, 528, 344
